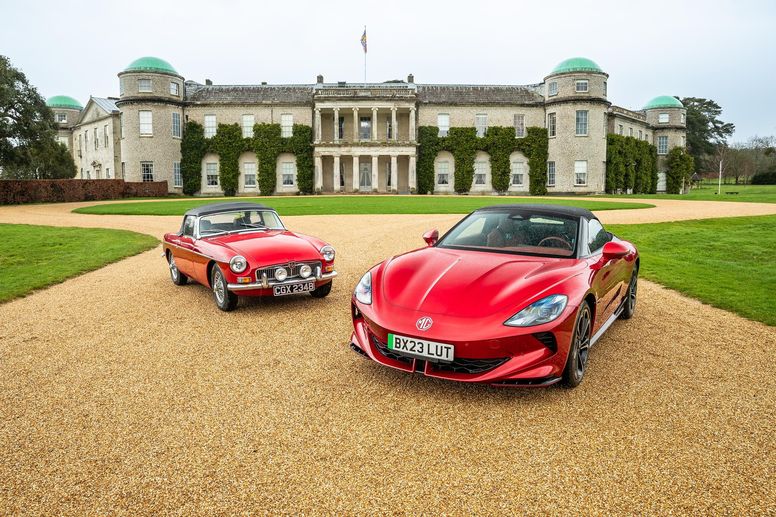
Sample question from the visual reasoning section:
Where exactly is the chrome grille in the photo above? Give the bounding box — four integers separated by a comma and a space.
255, 261, 321, 283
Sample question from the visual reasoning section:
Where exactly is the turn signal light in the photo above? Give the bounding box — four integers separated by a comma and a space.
325, 265, 334, 273
237, 277, 252, 284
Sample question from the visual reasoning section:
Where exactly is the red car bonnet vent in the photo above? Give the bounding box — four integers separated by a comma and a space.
532, 332, 557, 353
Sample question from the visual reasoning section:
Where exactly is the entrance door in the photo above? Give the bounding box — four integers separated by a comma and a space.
359, 162, 372, 190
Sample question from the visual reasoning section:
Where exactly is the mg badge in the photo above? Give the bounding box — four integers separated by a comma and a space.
416, 316, 433, 331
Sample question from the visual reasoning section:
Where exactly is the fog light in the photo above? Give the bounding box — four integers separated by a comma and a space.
275, 267, 288, 282
299, 264, 312, 278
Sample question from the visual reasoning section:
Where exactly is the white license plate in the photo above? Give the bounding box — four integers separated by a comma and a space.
273, 281, 315, 296
387, 333, 454, 363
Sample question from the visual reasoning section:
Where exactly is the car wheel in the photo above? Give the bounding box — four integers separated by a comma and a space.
211, 266, 238, 311
561, 302, 592, 388
168, 252, 188, 286
310, 281, 332, 298
620, 268, 638, 320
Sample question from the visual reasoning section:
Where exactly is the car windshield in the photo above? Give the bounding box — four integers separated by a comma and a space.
198, 210, 285, 236
437, 210, 579, 257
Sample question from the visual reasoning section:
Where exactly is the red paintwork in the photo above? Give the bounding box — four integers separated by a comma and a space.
162, 228, 334, 295
350, 224, 638, 387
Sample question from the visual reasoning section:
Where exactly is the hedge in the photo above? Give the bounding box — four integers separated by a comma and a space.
605, 134, 658, 194
0, 179, 168, 205
665, 147, 695, 194
751, 166, 776, 185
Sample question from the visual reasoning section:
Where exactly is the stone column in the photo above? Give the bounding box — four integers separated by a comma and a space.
409, 107, 416, 143
352, 155, 360, 191
371, 107, 378, 141
314, 108, 321, 143
333, 108, 340, 142
390, 155, 398, 193
353, 108, 359, 142
314, 155, 323, 191
391, 107, 398, 142
333, 154, 341, 192
371, 155, 379, 191
409, 154, 417, 192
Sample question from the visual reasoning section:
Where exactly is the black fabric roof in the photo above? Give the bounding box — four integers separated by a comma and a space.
184, 202, 272, 217
475, 204, 596, 219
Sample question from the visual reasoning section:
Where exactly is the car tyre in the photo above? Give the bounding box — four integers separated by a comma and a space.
620, 268, 638, 320
211, 266, 238, 311
561, 302, 592, 389
168, 252, 188, 286
310, 281, 333, 298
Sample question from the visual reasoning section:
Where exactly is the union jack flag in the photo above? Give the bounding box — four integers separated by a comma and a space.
361, 28, 367, 53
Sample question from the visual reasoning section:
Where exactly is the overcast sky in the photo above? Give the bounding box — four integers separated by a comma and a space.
2, 0, 773, 141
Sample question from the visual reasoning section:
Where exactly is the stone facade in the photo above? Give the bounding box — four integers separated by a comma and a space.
49, 56, 686, 195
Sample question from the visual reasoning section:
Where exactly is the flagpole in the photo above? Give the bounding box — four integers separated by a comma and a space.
363, 25, 367, 85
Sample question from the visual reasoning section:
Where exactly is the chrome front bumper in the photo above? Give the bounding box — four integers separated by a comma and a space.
228, 271, 337, 291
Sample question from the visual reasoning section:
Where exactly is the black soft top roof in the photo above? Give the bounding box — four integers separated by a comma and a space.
475, 204, 596, 220
184, 202, 273, 217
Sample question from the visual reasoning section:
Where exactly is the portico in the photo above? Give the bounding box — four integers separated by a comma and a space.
314, 145, 416, 194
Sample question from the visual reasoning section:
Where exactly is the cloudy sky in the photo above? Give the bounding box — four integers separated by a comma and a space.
2, 0, 773, 141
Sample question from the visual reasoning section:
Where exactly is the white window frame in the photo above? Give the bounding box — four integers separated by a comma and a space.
618, 124, 624, 135
547, 161, 556, 187
548, 81, 558, 97
206, 162, 219, 186
576, 110, 588, 136
204, 115, 216, 138
658, 113, 669, 124
173, 162, 182, 187
547, 112, 557, 137
172, 112, 181, 138
169, 82, 179, 96
574, 160, 588, 186
510, 161, 525, 186
575, 80, 589, 93
104, 125, 109, 147
56, 113, 67, 123
139, 110, 153, 136
681, 112, 686, 123
243, 162, 257, 188
657, 136, 669, 155
138, 78, 152, 92
106, 167, 111, 179
280, 114, 293, 138
436, 161, 450, 185
281, 161, 296, 186
475, 114, 488, 138
242, 114, 255, 138
639, 130, 643, 140
628, 127, 633, 137
141, 161, 154, 182
437, 113, 450, 137
94, 127, 98, 150
474, 160, 487, 185
514, 114, 525, 138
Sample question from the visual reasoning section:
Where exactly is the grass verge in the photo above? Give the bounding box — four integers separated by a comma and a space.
73, 196, 653, 216
0, 224, 158, 303
596, 183, 776, 203
609, 215, 776, 326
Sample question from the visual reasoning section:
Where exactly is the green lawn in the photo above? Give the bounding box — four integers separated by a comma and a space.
609, 215, 776, 326
73, 196, 653, 216
597, 183, 776, 203
0, 224, 158, 303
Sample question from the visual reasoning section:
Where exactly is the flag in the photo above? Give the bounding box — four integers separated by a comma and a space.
361, 28, 367, 54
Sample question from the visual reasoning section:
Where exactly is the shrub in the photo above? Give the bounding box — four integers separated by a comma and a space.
0, 180, 167, 205
751, 166, 776, 185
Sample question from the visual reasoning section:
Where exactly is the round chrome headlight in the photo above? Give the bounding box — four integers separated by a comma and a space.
321, 245, 335, 262
229, 255, 248, 273
299, 264, 312, 278
274, 267, 288, 282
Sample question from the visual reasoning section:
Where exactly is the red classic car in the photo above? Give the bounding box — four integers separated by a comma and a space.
162, 202, 336, 311
350, 205, 639, 388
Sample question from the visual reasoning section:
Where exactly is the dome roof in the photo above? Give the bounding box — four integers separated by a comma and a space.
644, 95, 684, 110
549, 57, 604, 75
123, 56, 178, 75
45, 95, 83, 110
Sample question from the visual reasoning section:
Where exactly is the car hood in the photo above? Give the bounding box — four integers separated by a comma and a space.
378, 247, 581, 318
205, 231, 322, 265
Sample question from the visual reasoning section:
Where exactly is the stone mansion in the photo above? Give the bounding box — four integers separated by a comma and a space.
48, 56, 687, 195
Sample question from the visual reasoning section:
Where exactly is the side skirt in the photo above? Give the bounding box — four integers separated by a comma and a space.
589, 301, 625, 348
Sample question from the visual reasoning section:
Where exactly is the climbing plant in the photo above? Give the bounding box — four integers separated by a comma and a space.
180, 121, 207, 195
605, 134, 658, 194
252, 123, 314, 196
209, 123, 246, 196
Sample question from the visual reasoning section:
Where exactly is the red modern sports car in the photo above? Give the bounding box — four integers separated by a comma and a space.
349, 205, 639, 388
162, 202, 336, 311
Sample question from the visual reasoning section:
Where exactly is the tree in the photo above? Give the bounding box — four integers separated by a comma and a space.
0, 55, 76, 178
665, 147, 694, 194
679, 97, 735, 170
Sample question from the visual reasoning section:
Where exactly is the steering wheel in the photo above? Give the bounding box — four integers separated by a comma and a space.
537, 236, 572, 250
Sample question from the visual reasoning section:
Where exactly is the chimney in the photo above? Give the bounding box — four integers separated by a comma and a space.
407, 73, 414, 84
205, 79, 213, 86
316, 74, 324, 84
261, 81, 267, 85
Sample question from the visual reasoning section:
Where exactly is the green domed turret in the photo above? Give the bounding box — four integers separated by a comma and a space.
46, 95, 83, 110
123, 56, 178, 75
549, 57, 604, 75
643, 95, 683, 110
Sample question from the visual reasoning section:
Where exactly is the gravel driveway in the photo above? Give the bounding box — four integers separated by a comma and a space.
0, 201, 774, 514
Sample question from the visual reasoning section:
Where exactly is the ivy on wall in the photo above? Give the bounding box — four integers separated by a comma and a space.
416, 126, 549, 195
665, 147, 694, 194
605, 134, 658, 194
180, 122, 314, 196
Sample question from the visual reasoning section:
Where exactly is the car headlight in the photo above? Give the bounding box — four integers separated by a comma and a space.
229, 255, 248, 273
354, 271, 372, 305
299, 264, 312, 278
275, 267, 288, 282
504, 294, 568, 327
321, 245, 335, 262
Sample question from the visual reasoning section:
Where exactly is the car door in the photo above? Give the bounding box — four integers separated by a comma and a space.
586, 219, 623, 333
169, 216, 197, 276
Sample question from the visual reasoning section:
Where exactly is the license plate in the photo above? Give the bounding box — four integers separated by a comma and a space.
273, 281, 315, 296
387, 333, 454, 363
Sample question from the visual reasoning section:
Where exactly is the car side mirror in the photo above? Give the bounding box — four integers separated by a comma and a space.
422, 229, 439, 246
602, 241, 628, 260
